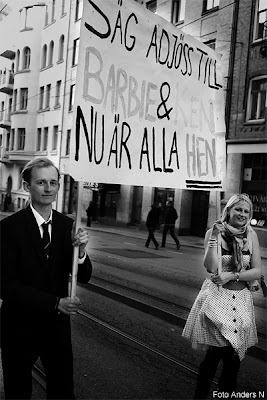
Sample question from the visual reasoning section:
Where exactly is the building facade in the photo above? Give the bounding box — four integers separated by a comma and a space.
0, 0, 266, 245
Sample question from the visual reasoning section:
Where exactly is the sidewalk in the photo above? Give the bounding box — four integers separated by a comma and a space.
1, 211, 267, 259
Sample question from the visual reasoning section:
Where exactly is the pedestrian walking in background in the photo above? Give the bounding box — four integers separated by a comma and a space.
0, 157, 93, 400
86, 200, 94, 227
182, 194, 263, 399
161, 201, 180, 249
3, 193, 11, 212
145, 204, 160, 250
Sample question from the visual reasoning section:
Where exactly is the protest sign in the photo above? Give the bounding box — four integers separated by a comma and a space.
69, 0, 226, 190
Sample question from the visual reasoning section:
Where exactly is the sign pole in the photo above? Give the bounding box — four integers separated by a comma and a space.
70, 181, 84, 298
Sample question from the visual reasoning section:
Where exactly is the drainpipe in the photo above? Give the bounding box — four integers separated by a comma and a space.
225, 0, 240, 138
57, 0, 72, 212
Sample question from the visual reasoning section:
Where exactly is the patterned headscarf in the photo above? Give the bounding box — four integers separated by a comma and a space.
220, 194, 253, 272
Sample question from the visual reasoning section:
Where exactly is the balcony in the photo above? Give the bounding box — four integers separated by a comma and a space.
0, 70, 14, 95
0, 49, 15, 60
0, 110, 11, 128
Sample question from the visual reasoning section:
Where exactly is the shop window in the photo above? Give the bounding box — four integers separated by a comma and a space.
246, 76, 267, 122
253, 0, 267, 41
242, 153, 267, 227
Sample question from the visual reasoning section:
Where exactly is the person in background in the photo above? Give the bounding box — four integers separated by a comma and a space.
0, 157, 93, 399
145, 204, 160, 250
86, 200, 94, 227
161, 201, 180, 250
182, 194, 262, 399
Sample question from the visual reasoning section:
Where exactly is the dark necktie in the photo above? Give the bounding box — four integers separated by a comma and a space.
42, 221, 51, 259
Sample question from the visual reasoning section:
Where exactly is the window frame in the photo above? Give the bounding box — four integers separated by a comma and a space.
253, 0, 267, 42
72, 38, 80, 66
23, 47, 31, 70
246, 75, 267, 122
69, 84, 75, 111
171, 0, 186, 25
203, 0, 219, 13
20, 88, 28, 110
17, 128, 26, 150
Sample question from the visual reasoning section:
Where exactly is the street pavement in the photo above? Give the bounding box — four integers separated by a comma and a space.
0, 210, 266, 258
0, 211, 266, 399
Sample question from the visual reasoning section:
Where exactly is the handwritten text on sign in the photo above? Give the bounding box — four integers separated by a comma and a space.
69, 0, 226, 189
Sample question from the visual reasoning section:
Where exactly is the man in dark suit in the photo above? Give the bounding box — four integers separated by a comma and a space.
0, 157, 92, 399
161, 201, 181, 250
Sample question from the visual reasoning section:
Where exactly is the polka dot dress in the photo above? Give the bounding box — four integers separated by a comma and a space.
182, 253, 258, 361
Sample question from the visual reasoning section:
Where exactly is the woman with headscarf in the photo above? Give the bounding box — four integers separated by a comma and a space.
182, 194, 264, 399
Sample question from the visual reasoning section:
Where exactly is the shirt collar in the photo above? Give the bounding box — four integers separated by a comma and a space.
30, 204, 53, 228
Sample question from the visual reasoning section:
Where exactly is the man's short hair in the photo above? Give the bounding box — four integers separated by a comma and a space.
21, 157, 60, 184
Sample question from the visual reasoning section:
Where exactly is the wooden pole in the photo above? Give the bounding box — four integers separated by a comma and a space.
70, 181, 84, 298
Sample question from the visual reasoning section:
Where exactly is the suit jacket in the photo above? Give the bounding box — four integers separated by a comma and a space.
0, 206, 92, 346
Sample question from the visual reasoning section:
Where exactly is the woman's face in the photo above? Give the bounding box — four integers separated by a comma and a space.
228, 200, 251, 228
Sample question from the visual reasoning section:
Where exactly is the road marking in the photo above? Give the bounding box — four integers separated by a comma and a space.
124, 242, 137, 246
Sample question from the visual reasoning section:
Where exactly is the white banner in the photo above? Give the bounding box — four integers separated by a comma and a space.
69, 0, 226, 190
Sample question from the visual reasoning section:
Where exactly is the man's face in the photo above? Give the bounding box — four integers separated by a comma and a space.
24, 166, 60, 207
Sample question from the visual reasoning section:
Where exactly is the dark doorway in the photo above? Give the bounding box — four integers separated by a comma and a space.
190, 191, 209, 237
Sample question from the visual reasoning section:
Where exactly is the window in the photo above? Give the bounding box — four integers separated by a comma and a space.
51, 0, 56, 22
242, 154, 267, 227
204, 39, 216, 50
203, 0, 219, 12
41, 44, 47, 68
6, 131, 10, 151
146, 0, 157, 13
69, 84, 75, 111
66, 129, 71, 155
43, 127, 48, 150
20, 88, 28, 110
23, 47, 31, 69
75, 0, 83, 21
246, 76, 267, 121
46, 84, 51, 108
45, 5, 49, 26
8, 99, 12, 120
39, 86, 44, 109
10, 129, 15, 150
18, 128, 25, 150
172, 0, 186, 24
52, 125, 58, 150
13, 89, 17, 112
48, 41, 54, 65
58, 35, 64, 61
16, 50, 20, 71
55, 80, 61, 107
254, 0, 267, 41
0, 101, 4, 120
72, 38, 79, 66
62, 0, 66, 15
37, 128, 42, 151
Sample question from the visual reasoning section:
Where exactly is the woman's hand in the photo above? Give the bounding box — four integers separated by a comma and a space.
211, 271, 233, 286
210, 220, 224, 238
